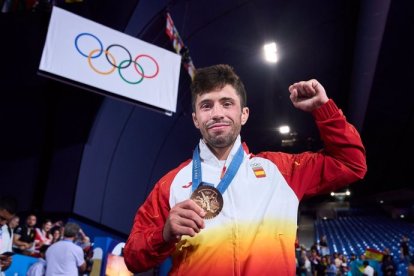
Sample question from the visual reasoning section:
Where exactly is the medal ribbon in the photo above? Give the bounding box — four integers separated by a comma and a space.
192, 144, 244, 193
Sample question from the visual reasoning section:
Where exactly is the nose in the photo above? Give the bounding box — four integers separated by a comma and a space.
210, 104, 224, 119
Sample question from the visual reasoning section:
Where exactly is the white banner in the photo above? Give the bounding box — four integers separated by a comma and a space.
39, 7, 181, 113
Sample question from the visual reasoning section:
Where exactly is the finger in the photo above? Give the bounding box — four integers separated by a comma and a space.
296, 81, 309, 98
173, 224, 198, 237
169, 209, 200, 230
167, 214, 201, 237
177, 216, 202, 233
288, 84, 297, 93
311, 79, 319, 89
170, 202, 205, 228
176, 208, 205, 229
303, 80, 313, 95
177, 199, 206, 217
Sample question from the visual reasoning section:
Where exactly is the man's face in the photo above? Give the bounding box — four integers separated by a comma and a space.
26, 215, 37, 227
0, 209, 13, 226
192, 84, 249, 150
9, 216, 19, 229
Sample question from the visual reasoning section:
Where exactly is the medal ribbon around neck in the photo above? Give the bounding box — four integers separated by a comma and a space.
191, 143, 244, 219
192, 144, 244, 193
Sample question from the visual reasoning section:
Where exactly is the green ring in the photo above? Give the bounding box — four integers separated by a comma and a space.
118, 60, 144, 85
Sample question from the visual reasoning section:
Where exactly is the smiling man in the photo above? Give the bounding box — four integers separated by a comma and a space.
124, 64, 367, 275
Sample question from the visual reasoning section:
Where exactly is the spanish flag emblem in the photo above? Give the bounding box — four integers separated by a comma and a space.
252, 166, 266, 178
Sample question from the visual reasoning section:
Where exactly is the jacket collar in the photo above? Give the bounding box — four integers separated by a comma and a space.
198, 136, 242, 167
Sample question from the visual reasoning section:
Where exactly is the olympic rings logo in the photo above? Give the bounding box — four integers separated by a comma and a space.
74, 33, 159, 85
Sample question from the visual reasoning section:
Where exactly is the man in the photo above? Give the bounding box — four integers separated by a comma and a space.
26, 244, 48, 276
45, 222, 86, 276
12, 213, 36, 255
0, 216, 19, 258
400, 235, 411, 263
0, 196, 18, 275
362, 260, 375, 276
124, 64, 367, 275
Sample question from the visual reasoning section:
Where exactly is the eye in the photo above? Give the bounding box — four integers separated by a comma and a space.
223, 101, 233, 108
200, 103, 211, 110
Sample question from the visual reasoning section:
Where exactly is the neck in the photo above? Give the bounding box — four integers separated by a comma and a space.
206, 143, 235, 161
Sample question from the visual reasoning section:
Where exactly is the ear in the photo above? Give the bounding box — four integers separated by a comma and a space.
192, 112, 200, 129
241, 107, 249, 125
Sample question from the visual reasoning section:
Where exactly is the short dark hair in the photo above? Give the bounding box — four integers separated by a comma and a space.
39, 244, 49, 254
0, 196, 17, 215
191, 64, 247, 111
63, 222, 80, 238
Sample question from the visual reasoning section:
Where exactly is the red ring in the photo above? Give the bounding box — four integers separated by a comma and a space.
134, 54, 159, 79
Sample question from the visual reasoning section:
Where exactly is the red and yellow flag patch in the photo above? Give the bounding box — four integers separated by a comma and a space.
252, 166, 266, 178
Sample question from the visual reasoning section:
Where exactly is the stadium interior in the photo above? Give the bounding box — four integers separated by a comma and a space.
1, 0, 413, 275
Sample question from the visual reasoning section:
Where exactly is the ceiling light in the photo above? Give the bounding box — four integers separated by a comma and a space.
278, 125, 290, 134
263, 42, 279, 63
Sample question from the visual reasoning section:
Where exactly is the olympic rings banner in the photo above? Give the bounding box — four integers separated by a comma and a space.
39, 7, 181, 113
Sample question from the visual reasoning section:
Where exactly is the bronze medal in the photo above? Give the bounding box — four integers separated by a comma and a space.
190, 185, 223, 219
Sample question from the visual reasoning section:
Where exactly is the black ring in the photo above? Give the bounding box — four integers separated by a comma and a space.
105, 44, 132, 69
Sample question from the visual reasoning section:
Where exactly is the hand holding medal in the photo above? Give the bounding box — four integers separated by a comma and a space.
162, 199, 206, 242
190, 185, 223, 219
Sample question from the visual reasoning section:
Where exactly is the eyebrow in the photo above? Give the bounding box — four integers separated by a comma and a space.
198, 97, 235, 106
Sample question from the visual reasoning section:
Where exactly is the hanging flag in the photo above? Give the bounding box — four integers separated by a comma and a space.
39, 7, 181, 113
364, 248, 384, 262
166, 12, 196, 80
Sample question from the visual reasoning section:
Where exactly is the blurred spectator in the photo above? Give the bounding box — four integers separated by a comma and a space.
0, 216, 19, 254
0, 196, 18, 275
297, 250, 309, 276
34, 219, 53, 252
319, 235, 330, 256
400, 235, 411, 263
45, 222, 86, 275
408, 256, 414, 276
333, 252, 343, 269
50, 227, 62, 244
309, 249, 321, 275
82, 244, 94, 276
340, 255, 349, 274
363, 260, 375, 276
316, 256, 328, 275
26, 244, 48, 276
13, 214, 37, 255
326, 258, 337, 276
8, 216, 19, 233
74, 228, 91, 249
381, 254, 396, 276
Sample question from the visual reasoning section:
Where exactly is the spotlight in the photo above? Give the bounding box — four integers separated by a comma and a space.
263, 42, 279, 63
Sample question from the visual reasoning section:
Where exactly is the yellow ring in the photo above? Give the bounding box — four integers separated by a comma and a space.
87, 49, 117, 75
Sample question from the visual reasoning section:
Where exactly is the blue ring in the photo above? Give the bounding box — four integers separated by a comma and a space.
75, 32, 103, 59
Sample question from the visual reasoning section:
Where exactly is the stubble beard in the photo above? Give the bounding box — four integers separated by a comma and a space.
203, 125, 240, 150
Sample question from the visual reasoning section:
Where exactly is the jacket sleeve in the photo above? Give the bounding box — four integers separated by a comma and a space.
123, 162, 189, 273
259, 99, 367, 199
